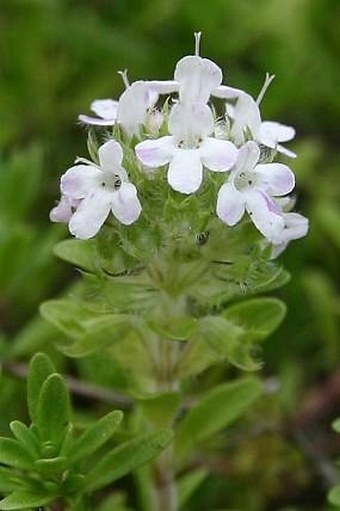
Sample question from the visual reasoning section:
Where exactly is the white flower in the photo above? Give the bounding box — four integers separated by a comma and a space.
116, 81, 159, 136
78, 99, 118, 126
219, 87, 296, 156
259, 121, 296, 158
216, 141, 295, 242
135, 102, 238, 194
56, 140, 142, 239
270, 212, 309, 257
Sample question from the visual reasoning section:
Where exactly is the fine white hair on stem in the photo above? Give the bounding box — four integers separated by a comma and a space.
256, 72, 275, 105
118, 69, 130, 89
194, 31, 202, 56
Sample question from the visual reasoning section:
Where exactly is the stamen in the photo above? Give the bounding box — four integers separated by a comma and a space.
118, 69, 130, 89
256, 72, 275, 105
194, 32, 202, 56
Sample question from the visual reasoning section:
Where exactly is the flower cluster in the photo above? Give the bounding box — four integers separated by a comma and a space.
51, 34, 308, 253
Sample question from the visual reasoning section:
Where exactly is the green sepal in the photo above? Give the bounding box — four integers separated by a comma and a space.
27, 352, 56, 423
84, 429, 174, 492
0, 467, 25, 493
175, 377, 263, 460
69, 410, 123, 465
36, 373, 71, 446
0, 490, 53, 510
0, 438, 34, 470
9, 421, 40, 459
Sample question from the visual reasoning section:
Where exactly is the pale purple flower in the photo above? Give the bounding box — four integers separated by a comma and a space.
50, 195, 81, 223
78, 99, 118, 126
216, 141, 295, 242
135, 102, 237, 194
55, 140, 141, 239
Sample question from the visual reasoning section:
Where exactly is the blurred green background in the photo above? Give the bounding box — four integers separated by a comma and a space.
1, 0, 340, 509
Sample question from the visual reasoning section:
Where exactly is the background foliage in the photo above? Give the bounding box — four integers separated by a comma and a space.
1, 0, 340, 509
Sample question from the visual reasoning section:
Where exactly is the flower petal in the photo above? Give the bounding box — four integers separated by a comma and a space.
260, 121, 295, 144
78, 114, 116, 126
49, 196, 79, 223
98, 140, 124, 171
168, 103, 214, 140
68, 189, 111, 239
174, 56, 222, 104
255, 163, 295, 195
276, 144, 297, 159
200, 138, 238, 172
91, 99, 118, 120
135, 136, 174, 168
111, 183, 142, 225
234, 141, 260, 174
213, 86, 261, 144
245, 190, 285, 241
216, 182, 245, 225
61, 165, 100, 199
117, 81, 158, 136
167, 149, 203, 194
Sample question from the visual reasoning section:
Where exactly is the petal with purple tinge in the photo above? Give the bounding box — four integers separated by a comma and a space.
255, 163, 295, 196
50, 196, 79, 223
111, 183, 142, 225
245, 190, 285, 241
167, 149, 203, 194
69, 189, 111, 239
61, 165, 100, 199
135, 136, 174, 168
200, 138, 238, 172
234, 141, 260, 174
98, 140, 124, 171
216, 182, 245, 225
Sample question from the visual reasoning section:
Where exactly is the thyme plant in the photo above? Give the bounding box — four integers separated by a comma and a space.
0, 34, 308, 510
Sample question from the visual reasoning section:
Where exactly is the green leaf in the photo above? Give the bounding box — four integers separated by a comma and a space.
175, 378, 263, 459
0, 438, 33, 470
328, 484, 340, 506
39, 299, 99, 339
62, 315, 131, 357
332, 418, 340, 434
0, 467, 24, 493
36, 374, 71, 446
27, 352, 56, 422
222, 297, 286, 342
138, 392, 180, 428
84, 429, 173, 492
69, 410, 123, 464
35, 456, 68, 475
201, 316, 261, 371
9, 421, 39, 458
0, 490, 53, 510
54, 238, 98, 272
178, 468, 208, 509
